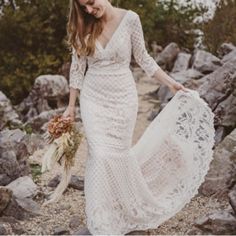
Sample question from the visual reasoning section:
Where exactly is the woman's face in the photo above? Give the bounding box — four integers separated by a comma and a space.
78, 0, 109, 18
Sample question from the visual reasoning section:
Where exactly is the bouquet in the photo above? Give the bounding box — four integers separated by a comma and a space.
41, 114, 83, 206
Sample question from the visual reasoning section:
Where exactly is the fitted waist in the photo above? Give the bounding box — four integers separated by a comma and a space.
86, 65, 131, 75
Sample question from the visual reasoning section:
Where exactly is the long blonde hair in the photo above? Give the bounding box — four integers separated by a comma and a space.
67, 0, 112, 57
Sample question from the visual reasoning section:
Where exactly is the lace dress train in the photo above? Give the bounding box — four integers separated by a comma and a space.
69, 9, 215, 235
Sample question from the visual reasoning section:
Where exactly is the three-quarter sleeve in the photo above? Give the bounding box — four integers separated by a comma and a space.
131, 13, 161, 77
69, 46, 87, 90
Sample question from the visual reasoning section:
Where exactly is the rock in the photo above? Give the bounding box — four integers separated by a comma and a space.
22, 133, 45, 155
154, 84, 173, 105
0, 150, 19, 186
0, 184, 41, 218
156, 42, 180, 71
15, 197, 41, 216
7, 176, 38, 199
191, 49, 222, 74
35, 75, 69, 100
0, 216, 25, 234
53, 226, 70, 235
228, 185, 236, 214
48, 174, 84, 191
221, 49, 236, 64
0, 131, 31, 186
0, 91, 22, 131
16, 75, 69, 122
2, 195, 38, 220
0, 174, 11, 186
196, 58, 236, 141
69, 215, 81, 230
200, 129, 236, 197
214, 93, 236, 128
171, 52, 191, 73
217, 43, 236, 58
73, 227, 91, 235
194, 210, 236, 234
170, 69, 204, 84
24, 107, 65, 133
0, 187, 12, 214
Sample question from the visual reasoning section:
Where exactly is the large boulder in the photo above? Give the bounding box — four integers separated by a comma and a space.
16, 75, 69, 122
0, 129, 31, 185
171, 52, 191, 73
170, 68, 204, 84
190, 49, 222, 74
0, 186, 40, 220
200, 128, 236, 197
197, 59, 236, 143
6, 176, 38, 199
156, 42, 180, 71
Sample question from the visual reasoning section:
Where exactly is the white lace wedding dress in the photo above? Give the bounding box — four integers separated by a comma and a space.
69, 9, 215, 235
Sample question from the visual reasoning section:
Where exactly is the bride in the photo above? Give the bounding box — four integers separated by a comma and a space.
62, 0, 215, 235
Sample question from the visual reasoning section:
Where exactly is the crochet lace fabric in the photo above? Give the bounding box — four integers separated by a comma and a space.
69, 10, 215, 235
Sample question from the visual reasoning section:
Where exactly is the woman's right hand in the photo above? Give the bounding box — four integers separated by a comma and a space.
62, 105, 76, 122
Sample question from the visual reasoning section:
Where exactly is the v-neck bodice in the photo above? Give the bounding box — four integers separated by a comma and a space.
69, 9, 161, 90
96, 10, 131, 51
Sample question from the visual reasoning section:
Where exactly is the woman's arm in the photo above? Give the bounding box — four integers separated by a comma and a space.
153, 68, 188, 94
63, 46, 87, 120
68, 87, 79, 107
131, 12, 187, 94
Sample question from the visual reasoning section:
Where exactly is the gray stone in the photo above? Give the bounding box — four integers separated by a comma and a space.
73, 227, 91, 235
171, 52, 191, 73
200, 129, 236, 197
48, 174, 84, 191
53, 226, 70, 235
0, 91, 22, 131
170, 68, 204, 84
7, 176, 38, 199
156, 42, 180, 71
229, 185, 236, 214
191, 49, 222, 74
194, 210, 236, 234
217, 43, 236, 58
222, 49, 236, 64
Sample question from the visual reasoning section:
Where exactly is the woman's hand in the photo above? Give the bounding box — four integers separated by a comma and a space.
168, 81, 189, 95
62, 105, 76, 122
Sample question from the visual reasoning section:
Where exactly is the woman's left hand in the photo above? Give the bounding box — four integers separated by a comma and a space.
168, 81, 189, 95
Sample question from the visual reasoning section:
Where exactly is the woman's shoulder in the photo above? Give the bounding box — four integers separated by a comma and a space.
116, 7, 139, 20
126, 9, 140, 22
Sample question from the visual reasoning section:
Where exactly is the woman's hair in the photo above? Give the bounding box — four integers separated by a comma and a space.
66, 0, 112, 57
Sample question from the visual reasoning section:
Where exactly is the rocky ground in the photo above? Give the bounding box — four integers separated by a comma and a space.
19, 75, 230, 235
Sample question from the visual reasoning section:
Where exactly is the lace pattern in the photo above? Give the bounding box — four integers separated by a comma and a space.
67, 9, 215, 235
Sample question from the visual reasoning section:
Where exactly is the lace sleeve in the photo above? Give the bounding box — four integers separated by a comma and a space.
69, 46, 87, 90
131, 13, 161, 78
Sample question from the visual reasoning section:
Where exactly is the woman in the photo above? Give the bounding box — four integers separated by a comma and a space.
63, 0, 215, 235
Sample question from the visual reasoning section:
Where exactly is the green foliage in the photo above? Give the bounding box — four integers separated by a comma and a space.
30, 163, 42, 182
0, 0, 70, 105
202, 0, 236, 54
